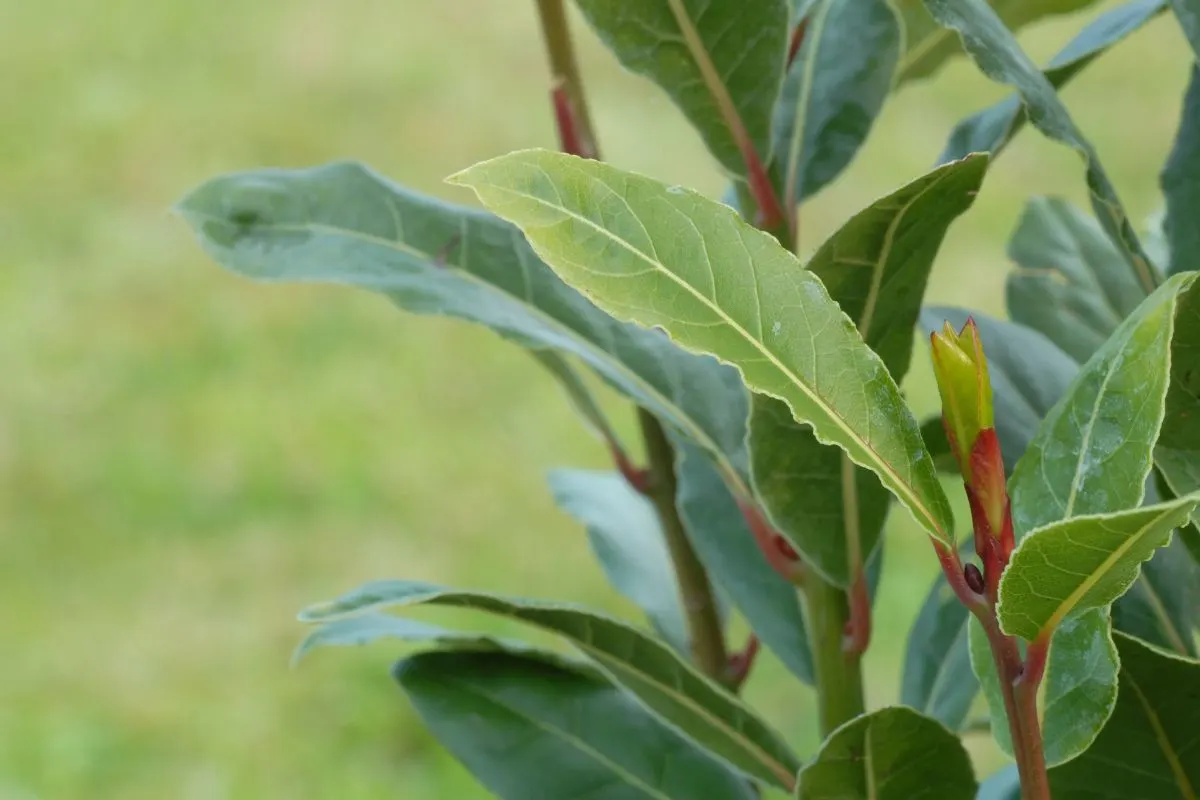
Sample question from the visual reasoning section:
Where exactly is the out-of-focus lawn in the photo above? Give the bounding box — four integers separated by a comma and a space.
0, 1, 1191, 797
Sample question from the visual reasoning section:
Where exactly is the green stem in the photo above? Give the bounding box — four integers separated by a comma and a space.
638, 408, 729, 681
803, 573, 866, 735
534, 0, 599, 158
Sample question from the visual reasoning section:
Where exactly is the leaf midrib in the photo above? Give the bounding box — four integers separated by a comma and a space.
479, 178, 945, 540
1124, 668, 1198, 799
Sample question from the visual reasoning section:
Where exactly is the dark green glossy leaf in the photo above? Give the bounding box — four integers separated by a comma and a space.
920, 308, 1078, 474
674, 439, 814, 684
901, 567, 978, 732
772, 0, 900, 206
300, 580, 800, 790
1048, 632, 1200, 798
922, 0, 1159, 296
176, 162, 750, 485
572, 0, 789, 176
1039, 611, 1121, 767
1156, 280, 1200, 562
548, 469, 690, 655
1006, 196, 1151, 364
896, 0, 1100, 85
794, 706, 977, 799
939, 0, 1167, 164
1111, 536, 1199, 656
752, 155, 987, 584
452, 149, 955, 547
1163, 65, 1200, 276
394, 650, 757, 800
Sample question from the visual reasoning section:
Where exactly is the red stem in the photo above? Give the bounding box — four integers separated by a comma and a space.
844, 568, 871, 655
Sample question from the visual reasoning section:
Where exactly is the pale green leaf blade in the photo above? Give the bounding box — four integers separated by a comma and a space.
922, 0, 1159, 295
753, 155, 987, 583
1163, 65, 1200, 276
548, 468, 690, 655
300, 580, 801, 790
1006, 197, 1151, 363
901, 569, 978, 732
674, 439, 814, 684
921, 308, 1078, 475
999, 495, 1200, 641
450, 149, 955, 545
794, 706, 977, 799
176, 162, 751, 486
938, 0, 1167, 164
772, 0, 901, 206
1048, 632, 1200, 798
1009, 273, 1197, 537
394, 650, 757, 800
896, 0, 1100, 85
573, 0, 789, 175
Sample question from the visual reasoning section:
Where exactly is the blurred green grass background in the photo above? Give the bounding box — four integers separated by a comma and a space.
0, 1, 1192, 797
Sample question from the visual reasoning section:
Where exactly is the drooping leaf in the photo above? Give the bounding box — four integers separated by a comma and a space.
572, 0, 789, 176
922, 0, 1159, 295
394, 650, 757, 800
548, 468, 690, 655
977, 765, 1021, 800
896, 0, 1100, 85
292, 613, 579, 669
901, 567, 978, 732
938, 0, 1167, 164
1009, 273, 1197, 537
771, 0, 900, 207
1111, 536, 1199, 657
1006, 196, 1151, 364
920, 308, 1078, 474
1048, 632, 1200, 798
1170, 0, 1200, 59
300, 580, 801, 790
176, 162, 751, 485
1163, 65, 1200, 276
451, 149, 955, 547
674, 439, 814, 684
794, 706, 977, 799
1000, 493, 1200, 641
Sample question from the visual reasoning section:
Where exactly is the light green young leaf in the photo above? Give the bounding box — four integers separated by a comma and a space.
176, 162, 751, 489
922, 0, 1159, 295
1010, 273, 1197, 537
395, 650, 757, 800
1048, 632, 1200, 798
754, 155, 987, 583
1163, 65, 1200, 276
772, 0, 900, 207
896, 0, 1100, 85
450, 149, 955, 546
301, 580, 800, 790
921, 308, 1078, 475
1006, 197, 1151, 364
938, 0, 1167, 164
999, 495, 1200, 642
901, 568, 978, 732
548, 469, 690, 655
794, 706, 977, 799
674, 439, 814, 684
573, 0, 789, 176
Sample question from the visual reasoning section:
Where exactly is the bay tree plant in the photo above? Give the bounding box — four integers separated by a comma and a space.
176, 0, 1200, 797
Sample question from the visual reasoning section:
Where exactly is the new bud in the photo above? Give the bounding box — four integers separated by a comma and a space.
929, 318, 994, 484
